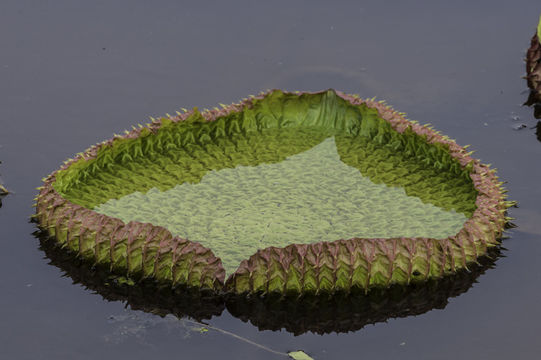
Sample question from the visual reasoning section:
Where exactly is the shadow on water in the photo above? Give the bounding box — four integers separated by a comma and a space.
523, 94, 541, 142
523, 94, 541, 143
35, 230, 225, 321
225, 247, 502, 335
35, 228, 504, 336
0, 191, 7, 209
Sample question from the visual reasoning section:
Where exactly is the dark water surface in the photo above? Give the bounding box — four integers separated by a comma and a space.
1, 1, 541, 359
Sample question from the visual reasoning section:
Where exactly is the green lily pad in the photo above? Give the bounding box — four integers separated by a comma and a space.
35, 89, 509, 294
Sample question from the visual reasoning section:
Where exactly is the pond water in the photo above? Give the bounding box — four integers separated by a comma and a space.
1, 1, 541, 359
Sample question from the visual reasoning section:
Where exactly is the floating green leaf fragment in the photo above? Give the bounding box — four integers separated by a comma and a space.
106, 275, 135, 286
288, 350, 314, 360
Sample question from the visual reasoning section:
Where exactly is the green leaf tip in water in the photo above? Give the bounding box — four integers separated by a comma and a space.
288, 350, 314, 360
114, 276, 135, 286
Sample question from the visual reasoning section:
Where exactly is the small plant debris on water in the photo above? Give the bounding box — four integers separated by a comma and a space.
104, 310, 314, 358
288, 350, 314, 360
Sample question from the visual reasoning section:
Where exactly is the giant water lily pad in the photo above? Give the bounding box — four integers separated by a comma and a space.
35, 89, 510, 294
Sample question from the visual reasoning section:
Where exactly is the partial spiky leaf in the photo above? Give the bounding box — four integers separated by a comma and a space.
526, 16, 541, 104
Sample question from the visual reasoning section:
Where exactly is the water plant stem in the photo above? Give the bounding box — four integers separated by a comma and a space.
182, 318, 290, 357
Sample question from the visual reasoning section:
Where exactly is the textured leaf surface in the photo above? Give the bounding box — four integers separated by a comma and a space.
526, 18, 541, 104
95, 136, 467, 275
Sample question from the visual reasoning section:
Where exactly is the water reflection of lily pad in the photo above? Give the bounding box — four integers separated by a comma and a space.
36, 232, 224, 320
226, 247, 500, 335
35, 89, 510, 295
37, 230, 501, 335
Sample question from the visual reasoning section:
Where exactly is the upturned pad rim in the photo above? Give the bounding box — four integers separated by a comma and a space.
35, 89, 510, 295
